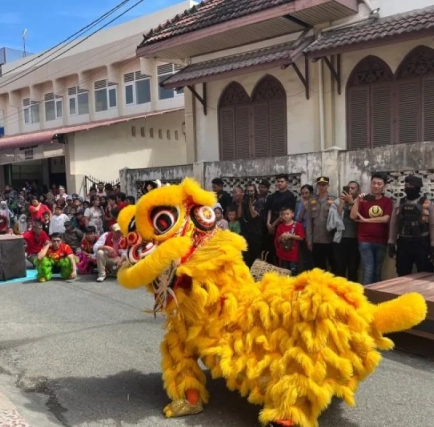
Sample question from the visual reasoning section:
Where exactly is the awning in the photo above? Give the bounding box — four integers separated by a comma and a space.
0, 108, 184, 150
161, 36, 314, 89
305, 6, 434, 58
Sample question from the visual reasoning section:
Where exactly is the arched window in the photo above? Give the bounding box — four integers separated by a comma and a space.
346, 56, 394, 150
251, 75, 287, 158
218, 76, 287, 160
395, 46, 434, 144
218, 82, 251, 160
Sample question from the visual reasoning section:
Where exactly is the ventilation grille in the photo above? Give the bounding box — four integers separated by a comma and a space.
23, 98, 30, 107
157, 63, 174, 75
68, 87, 77, 95
124, 72, 134, 83
94, 80, 107, 90
44, 93, 55, 101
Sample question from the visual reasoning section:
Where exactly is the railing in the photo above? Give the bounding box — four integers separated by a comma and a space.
84, 175, 120, 197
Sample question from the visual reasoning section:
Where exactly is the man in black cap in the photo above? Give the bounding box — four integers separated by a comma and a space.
306, 176, 336, 272
388, 175, 434, 276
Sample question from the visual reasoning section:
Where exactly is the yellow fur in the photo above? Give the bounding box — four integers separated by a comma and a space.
117, 178, 427, 427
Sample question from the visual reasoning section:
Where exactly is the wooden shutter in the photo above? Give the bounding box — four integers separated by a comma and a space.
397, 80, 420, 144
269, 99, 287, 157
219, 107, 235, 160
253, 103, 269, 158
347, 86, 369, 149
423, 76, 434, 141
234, 106, 250, 159
371, 84, 393, 147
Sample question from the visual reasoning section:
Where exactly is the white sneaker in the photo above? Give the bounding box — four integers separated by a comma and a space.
96, 275, 106, 282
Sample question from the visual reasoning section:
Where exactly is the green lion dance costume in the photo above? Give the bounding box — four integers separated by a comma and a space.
35, 241, 76, 282
36, 256, 75, 281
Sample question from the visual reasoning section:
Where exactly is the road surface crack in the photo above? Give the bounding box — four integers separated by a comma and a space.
16, 374, 69, 426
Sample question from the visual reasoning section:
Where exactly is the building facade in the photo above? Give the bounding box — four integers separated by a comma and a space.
133, 0, 434, 164
0, 1, 193, 193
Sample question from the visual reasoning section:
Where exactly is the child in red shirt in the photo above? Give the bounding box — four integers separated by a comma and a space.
275, 207, 305, 276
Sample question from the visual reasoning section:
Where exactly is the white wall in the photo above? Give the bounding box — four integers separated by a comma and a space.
333, 36, 434, 149
67, 109, 186, 184
194, 56, 320, 162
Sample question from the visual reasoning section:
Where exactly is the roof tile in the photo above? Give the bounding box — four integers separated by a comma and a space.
160, 37, 311, 87
139, 0, 293, 48
305, 6, 434, 55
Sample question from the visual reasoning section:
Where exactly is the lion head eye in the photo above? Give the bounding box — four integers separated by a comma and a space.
150, 206, 179, 235
128, 217, 136, 232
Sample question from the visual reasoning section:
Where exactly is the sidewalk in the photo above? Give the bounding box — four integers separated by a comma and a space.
0, 390, 30, 427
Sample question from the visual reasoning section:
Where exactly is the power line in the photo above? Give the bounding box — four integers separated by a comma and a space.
0, 0, 144, 91
0, 0, 133, 80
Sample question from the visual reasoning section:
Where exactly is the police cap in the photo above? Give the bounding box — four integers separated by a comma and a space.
316, 176, 330, 184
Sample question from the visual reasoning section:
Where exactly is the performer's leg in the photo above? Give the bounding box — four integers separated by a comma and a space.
35, 257, 53, 282
58, 257, 74, 279
161, 329, 208, 418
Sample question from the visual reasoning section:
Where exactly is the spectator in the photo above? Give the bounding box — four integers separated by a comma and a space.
96, 182, 105, 197
240, 183, 265, 267
266, 174, 297, 265
305, 176, 336, 273
334, 181, 361, 282
93, 223, 125, 282
214, 205, 228, 230
296, 184, 314, 272
116, 192, 128, 210
29, 197, 51, 222
35, 233, 77, 282
23, 219, 50, 267
49, 205, 69, 235
211, 178, 232, 214
275, 206, 304, 276
126, 196, 136, 205
350, 173, 393, 285
227, 207, 241, 234
63, 221, 84, 254
84, 196, 104, 235
42, 211, 50, 235
77, 226, 99, 274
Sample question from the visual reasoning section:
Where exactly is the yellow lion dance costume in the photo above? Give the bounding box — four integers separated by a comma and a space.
117, 178, 426, 427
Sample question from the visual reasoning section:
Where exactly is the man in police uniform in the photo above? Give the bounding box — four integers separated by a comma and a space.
306, 176, 336, 272
388, 175, 434, 276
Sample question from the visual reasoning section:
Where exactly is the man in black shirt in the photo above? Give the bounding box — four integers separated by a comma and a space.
211, 178, 232, 215
265, 174, 297, 265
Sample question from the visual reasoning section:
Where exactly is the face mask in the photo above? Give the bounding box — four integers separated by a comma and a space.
404, 187, 420, 200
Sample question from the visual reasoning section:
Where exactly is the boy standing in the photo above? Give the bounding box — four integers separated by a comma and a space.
275, 207, 304, 276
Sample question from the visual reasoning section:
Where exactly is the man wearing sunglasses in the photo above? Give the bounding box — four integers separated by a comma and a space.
35, 233, 77, 282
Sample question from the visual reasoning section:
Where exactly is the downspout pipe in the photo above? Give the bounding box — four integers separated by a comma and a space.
318, 59, 325, 152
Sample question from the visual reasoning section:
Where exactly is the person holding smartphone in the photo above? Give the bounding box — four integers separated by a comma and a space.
350, 173, 393, 285
334, 181, 360, 282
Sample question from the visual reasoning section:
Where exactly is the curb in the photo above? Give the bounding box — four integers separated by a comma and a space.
0, 390, 30, 426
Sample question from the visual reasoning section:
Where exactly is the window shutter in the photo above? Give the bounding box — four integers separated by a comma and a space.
269, 99, 287, 157
253, 103, 269, 158
371, 84, 393, 147
423, 76, 434, 141
219, 107, 235, 161
347, 86, 369, 150
235, 106, 250, 159
397, 80, 420, 144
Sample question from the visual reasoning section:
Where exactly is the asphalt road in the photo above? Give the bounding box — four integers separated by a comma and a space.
0, 277, 434, 427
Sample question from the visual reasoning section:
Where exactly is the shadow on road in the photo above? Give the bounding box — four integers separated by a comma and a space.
18, 369, 361, 427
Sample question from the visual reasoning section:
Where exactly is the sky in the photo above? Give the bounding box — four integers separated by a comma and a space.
0, 0, 184, 55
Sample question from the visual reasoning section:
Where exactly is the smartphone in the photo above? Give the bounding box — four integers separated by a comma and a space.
342, 186, 350, 194
363, 194, 376, 201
